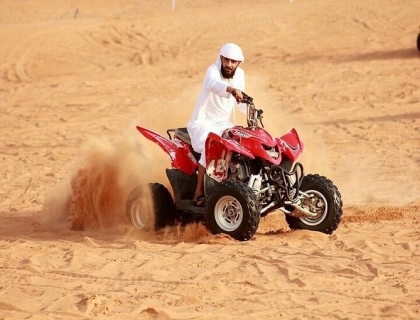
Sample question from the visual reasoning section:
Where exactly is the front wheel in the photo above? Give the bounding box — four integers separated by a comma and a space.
285, 174, 343, 234
206, 180, 260, 241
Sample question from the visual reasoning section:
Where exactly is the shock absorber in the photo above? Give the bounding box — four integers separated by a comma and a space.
248, 174, 262, 193
269, 162, 304, 203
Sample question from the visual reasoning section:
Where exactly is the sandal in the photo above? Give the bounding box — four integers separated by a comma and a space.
193, 195, 206, 207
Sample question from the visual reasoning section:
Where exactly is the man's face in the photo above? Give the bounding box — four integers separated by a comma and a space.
220, 55, 240, 79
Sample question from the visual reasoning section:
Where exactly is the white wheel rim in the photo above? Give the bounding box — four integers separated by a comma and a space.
214, 196, 243, 231
130, 199, 151, 229
300, 189, 328, 225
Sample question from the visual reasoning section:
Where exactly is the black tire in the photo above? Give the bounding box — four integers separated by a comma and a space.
285, 174, 343, 234
417, 33, 420, 52
126, 183, 175, 230
206, 180, 260, 241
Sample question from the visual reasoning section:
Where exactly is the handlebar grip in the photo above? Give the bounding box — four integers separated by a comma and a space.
241, 92, 253, 103
238, 93, 253, 104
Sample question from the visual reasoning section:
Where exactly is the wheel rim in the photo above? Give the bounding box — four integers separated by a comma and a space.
300, 189, 328, 226
214, 195, 243, 231
129, 198, 151, 229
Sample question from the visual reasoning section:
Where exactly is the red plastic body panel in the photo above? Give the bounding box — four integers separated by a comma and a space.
205, 132, 255, 181
136, 126, 198, 175
277, 128, 304, 162
225, 127, 282, 165
136, 124, 304, 181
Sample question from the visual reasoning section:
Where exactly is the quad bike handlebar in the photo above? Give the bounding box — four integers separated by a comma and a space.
239, 92, 264, 129
239, 92, 253, 104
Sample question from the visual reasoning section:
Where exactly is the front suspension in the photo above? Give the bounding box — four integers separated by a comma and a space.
270, 162, 304, 203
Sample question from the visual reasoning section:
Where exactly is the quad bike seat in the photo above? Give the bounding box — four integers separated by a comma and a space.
174, 127, 192, 145
173, 127, 201, 162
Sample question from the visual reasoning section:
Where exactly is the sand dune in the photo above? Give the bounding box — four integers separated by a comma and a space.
0, 0, 419, 319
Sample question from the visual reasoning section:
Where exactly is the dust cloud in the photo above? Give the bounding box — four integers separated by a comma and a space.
45, 136, 156, 233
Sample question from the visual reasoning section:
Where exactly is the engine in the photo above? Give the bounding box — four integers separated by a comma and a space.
227, 154, 306, 217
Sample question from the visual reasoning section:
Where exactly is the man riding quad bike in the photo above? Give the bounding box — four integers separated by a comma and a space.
126, 94, 343, 241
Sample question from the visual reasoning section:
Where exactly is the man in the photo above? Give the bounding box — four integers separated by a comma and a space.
187, 43, 246, 207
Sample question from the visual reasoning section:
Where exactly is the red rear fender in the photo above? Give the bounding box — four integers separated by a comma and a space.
136, 126, 198, 175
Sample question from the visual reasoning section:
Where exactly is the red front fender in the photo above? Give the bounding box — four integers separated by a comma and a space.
278, 128, 304, 162
136, 126, 198, 175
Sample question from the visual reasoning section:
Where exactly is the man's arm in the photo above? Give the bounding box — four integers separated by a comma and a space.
227, 86, 243, 102
204, 65, 244, 102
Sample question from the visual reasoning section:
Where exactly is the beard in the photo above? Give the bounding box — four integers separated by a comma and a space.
221, 64, 237, 79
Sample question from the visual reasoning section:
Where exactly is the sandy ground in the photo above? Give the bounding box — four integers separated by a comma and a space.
1, 0, 420, 319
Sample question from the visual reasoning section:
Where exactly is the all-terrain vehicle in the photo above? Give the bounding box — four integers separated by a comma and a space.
127, 94, 343, 241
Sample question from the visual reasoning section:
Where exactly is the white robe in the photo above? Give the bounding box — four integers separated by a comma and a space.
187, 59, 246, 167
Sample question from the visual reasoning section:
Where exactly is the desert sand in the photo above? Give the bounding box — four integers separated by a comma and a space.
1, 0, 419, 319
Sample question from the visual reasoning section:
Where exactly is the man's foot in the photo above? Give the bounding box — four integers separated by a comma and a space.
193, 195, 206, 207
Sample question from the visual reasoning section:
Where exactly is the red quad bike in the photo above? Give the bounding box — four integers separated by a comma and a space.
127, 93, 343, 241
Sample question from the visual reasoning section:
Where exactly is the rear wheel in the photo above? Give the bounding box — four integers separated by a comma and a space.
126, 183, 175, 230
285, 174, 343, 234
206, 180, 260, 241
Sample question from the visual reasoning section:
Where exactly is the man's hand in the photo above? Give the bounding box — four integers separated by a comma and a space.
231, 88, 243, 103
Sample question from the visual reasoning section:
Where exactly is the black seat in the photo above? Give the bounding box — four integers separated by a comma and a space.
174, 127, 192, 145
174, 128, 200, 162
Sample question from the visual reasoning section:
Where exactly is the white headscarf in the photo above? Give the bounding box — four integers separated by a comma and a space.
216, 43, 244, 67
